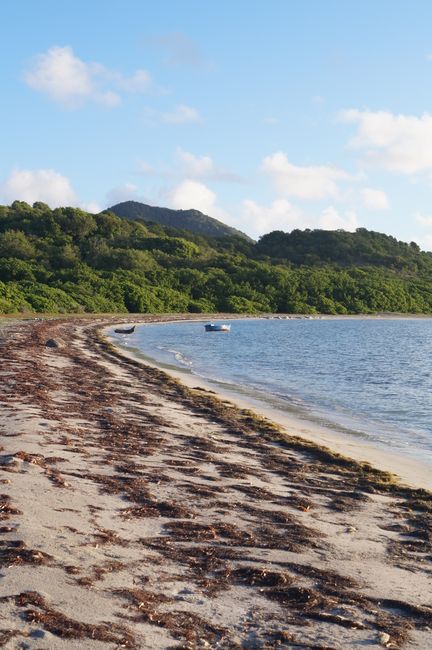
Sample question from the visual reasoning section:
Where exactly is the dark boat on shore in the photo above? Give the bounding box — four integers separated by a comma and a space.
114, 325, 136, 334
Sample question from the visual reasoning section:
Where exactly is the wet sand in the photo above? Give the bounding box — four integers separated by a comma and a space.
0, 316, 431, 649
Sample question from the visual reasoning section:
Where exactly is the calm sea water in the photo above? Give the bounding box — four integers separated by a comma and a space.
110, 318, 432, 465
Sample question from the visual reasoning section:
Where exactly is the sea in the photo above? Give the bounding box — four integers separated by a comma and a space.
109, 318, 432, 467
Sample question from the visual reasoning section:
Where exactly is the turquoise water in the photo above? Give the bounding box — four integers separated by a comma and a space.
110, 318, 432, 465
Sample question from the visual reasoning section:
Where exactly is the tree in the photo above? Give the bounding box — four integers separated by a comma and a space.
53, 208, 97, 241
0, 230, 36, 259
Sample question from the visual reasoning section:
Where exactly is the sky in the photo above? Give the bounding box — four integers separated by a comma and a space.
2, 1, 432, 247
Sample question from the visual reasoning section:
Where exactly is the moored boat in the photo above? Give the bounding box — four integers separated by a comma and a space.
114, 325, 136, 334
204, 323, 231, 332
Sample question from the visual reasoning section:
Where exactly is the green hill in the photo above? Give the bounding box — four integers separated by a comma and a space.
255, 228, 432, 271
107, 200, 252, 241
1, 200, 432, 315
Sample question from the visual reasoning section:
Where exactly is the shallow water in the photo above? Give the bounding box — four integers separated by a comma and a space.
111, 318, 432, 465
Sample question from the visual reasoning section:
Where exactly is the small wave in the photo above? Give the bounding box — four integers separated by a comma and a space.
127, 319, 432, 464
164, 347, 193, 368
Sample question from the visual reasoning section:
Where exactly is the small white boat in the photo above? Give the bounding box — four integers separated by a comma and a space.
204, 323, 231, 332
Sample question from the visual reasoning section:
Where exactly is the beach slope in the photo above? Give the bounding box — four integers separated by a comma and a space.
0, 317, 431, 649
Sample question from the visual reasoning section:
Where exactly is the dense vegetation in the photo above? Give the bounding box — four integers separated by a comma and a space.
1, 201, 432, 315
108, 200, 251, 240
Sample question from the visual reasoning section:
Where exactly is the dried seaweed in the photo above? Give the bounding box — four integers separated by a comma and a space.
16, 591, 136, 646
0, 541, 53, 567
1, 317, 432, 650
164, 520, 256, 546
121, 499, 195, 519
378, 599, 432, 625
265, 585, 326, 611
114, 588, 226, 645
0, 630, 19, 645
0, 495, 22, 519
227, 565, 293, 588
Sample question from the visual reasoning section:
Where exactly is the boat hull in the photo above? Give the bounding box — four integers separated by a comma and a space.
204, 324, 231, 332
114, 326, 136, 334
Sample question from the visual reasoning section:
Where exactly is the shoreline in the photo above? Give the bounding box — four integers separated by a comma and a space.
1, 316, 432, 649
105, 319, 432, 492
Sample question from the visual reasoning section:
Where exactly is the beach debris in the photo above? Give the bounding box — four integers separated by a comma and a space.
378, 631, 391, 646
44, 338, 61, 348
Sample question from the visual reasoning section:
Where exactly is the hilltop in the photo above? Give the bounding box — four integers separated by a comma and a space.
1, 200, 432, 314
107, 200, 252, 241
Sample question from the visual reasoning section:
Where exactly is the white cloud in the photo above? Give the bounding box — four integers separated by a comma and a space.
415, 212, 432, 226
162, 104, 201, 124
114, 69, 151, 92
168, 179, 228, 220
176, 149, 213, 176
238, 199, 358, 238
1, 168, 78, 207
261, 152, 351, 200
25, 46, 93, 106
170, 179, 215, 212
175, 148, 241, 182
340, 109, 432, 173
318, 206, 358, 230
24, 45, 151, 108
98, 90, 122, 107
106, 183, 139, 205
415, 234, 432, 251
166, 181, 316, 237
82, 201, 102, 214
361, 187, 390, 211
154, 173, 360, 239
241, 199, 304, 236
137, 160, 156, 175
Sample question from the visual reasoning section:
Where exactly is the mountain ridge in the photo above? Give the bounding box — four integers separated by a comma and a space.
106, 200, 252, 241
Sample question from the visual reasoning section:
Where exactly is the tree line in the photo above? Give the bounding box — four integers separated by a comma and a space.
1, 201, 432, 315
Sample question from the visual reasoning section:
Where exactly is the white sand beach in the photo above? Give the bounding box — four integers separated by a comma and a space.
0, 316, 431, 649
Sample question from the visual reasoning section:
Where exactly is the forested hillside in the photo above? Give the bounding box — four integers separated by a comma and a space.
1, 201, 432, 314
255, 229, 430, 271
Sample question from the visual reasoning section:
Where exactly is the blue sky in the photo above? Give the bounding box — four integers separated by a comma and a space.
2, 1, 432, 247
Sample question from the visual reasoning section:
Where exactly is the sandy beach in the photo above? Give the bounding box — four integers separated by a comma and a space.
0, 316, 431, 649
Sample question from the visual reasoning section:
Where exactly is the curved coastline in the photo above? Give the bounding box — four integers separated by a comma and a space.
104, 318, 432, 492
1, 315, 432, 648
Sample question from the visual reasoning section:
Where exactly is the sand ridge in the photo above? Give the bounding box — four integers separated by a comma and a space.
0, 316, 431, 649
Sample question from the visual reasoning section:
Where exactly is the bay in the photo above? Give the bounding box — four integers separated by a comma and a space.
111, 318, 432, 466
